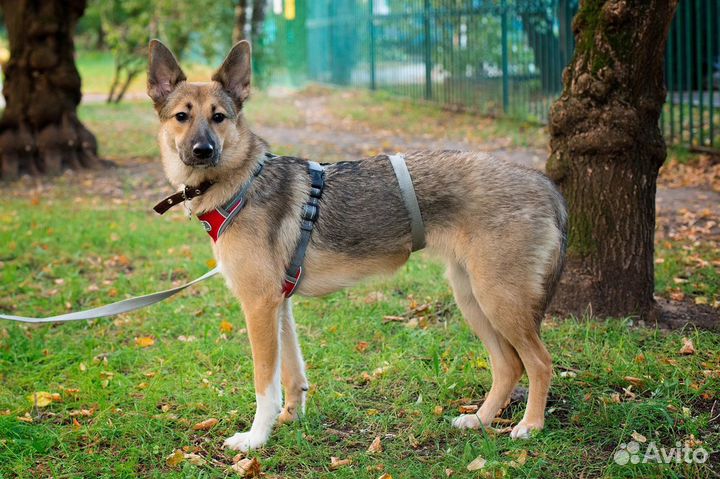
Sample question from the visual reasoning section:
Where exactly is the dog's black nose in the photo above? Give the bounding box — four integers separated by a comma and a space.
192, 142, 214, 160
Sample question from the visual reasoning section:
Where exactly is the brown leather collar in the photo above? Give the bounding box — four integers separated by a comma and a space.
153, 181, 214, 215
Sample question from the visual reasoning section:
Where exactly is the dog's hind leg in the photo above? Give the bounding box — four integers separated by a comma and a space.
462, 262, 553, 440
224, 297, 283, 452
278, 299, 309, 424
447, 263, 524, 430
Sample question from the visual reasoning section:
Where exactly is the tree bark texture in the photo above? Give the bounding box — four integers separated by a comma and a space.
0, 0, 99, 180
546, 0, 679, 320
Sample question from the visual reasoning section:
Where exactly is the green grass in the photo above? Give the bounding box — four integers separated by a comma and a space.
1, 197, 718, 478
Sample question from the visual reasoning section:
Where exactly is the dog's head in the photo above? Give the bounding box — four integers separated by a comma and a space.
147, 40, 255, 186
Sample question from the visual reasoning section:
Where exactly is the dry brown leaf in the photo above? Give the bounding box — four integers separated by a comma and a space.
219, 320, 234, 333
192, 418, 218, 431
408, 434, 420, 448
378, 474, 392, 479
356, 341, 370, 353
467, 455, 487, 471
72, 418, 81, 430
459, 404, 479, 414
679, 337, 696, 355
624, 376, 645, 388
166, 449, 185, 468
135, 336, 155, 348
232, 457, 261, 477
330, 456, 352, 470
367, 436, 383, 454
631, 431, 647, 443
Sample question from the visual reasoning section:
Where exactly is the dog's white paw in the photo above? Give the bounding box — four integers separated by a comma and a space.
510, 421, 542, 439
223, 431, 268, 452
452, 414, 481, 430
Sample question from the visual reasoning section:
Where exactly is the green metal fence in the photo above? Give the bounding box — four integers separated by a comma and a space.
266, 0, 720, 151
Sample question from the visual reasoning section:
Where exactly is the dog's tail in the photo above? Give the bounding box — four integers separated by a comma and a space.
537, 185, 568, 322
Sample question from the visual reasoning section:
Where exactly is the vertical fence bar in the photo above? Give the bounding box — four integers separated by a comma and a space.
684, 0, 693, 145
500, 0, 509, 113
695, 0, 704, 146
369, 0, 376, 90
708, 0, 715, 147
423, 0, 432, 100
668, 24, 675, 144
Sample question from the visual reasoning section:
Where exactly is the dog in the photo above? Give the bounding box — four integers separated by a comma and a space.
147, 39, 568, 452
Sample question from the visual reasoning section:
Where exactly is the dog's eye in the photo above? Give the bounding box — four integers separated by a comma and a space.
175, 112, 188, 122
212, 113, 225, 124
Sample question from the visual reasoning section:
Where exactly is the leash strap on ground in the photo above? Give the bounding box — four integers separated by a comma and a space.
388, 154, 426, 251
0, 267, 220, 324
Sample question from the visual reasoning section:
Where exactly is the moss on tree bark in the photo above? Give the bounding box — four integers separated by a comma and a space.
547, 0, 679, 320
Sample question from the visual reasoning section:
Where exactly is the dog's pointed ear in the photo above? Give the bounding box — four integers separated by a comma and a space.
212, 41, 252, 108
147, 39, 186, 109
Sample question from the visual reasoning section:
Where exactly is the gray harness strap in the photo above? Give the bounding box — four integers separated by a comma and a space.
0, 267, 220, 323
388, 154, 426, 251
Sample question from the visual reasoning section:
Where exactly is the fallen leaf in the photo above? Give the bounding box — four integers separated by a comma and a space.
356, 341, 370, 353
135, 336, 155, 348
192, 418, 218, 431
232, 457, 261, 477
378, 474, 392, 479
367, 436, 383, 454
27, 392, 54, 408
178, 335, 196, 342
207, 258, 217, 269
184, 453, 205, 466
695, 296, 708, 305
459, 404, 478, 414
624, 376, 645, 388
166, 449, 185, 468
433, 405, 444, 416
445, 468, 454, 477
219, 320, 234, 333
72, 418, 81, 430
507, 449, 528, 468
17, 413, 33, 423
559, 371, 576, 378
631, 431, 647, 443
467, 455, 487, 471
330, 456, 352, 470
679, 337, 695, 355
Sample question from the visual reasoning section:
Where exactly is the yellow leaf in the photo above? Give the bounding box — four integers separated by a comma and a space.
135, 336, 155, 348
219, 320, 234, 333
206, 258, 217, 269
165, 449, 185, 468
27, 392, 54, 407
378, 474, 393, 479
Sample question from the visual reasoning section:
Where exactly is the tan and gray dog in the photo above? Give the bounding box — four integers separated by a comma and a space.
147, 40, 568, 451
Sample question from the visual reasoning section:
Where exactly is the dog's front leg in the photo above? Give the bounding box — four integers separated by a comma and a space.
224, 298, 282, 452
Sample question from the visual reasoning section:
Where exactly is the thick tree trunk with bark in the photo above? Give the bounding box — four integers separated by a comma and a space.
0, 0, 99, 180
546, 0, 679, 320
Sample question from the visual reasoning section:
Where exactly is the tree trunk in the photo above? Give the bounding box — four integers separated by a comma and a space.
250, 0, 266, 41
546, 0, 679, 320
0, 0, 99, 180
233, 0, 249, 43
